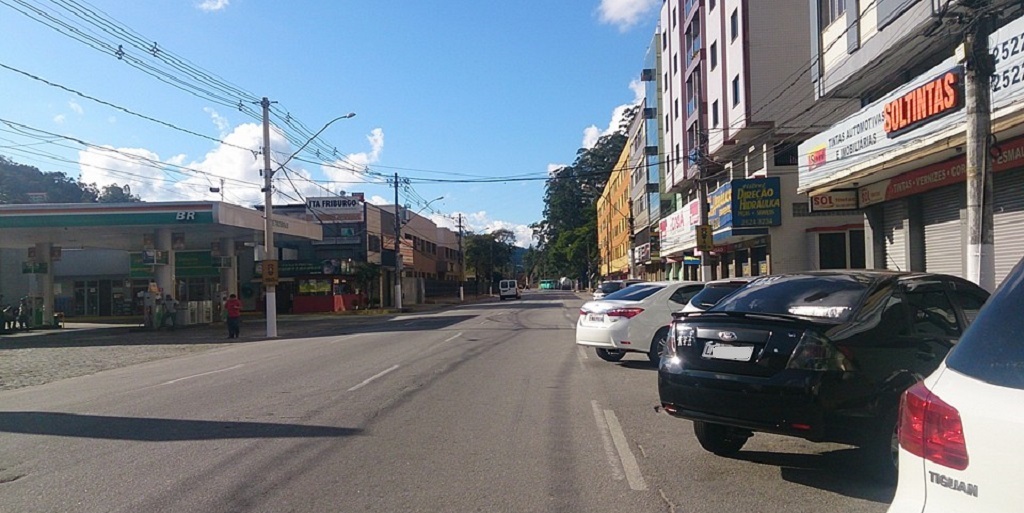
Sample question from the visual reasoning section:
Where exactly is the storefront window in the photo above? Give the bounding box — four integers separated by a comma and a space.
298, 279, 332, 295
819, 232, 849, 269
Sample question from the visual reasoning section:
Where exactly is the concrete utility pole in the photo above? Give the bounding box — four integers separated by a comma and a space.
965, 5, 996, 291
261, 97, 278, 338
392, 172, 403, 310
457, 213, 464, 302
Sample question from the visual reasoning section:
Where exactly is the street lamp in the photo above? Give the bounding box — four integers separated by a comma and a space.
260, 103, 355, 337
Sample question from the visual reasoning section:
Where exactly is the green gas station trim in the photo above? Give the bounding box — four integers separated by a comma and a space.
0, 211, 215, 229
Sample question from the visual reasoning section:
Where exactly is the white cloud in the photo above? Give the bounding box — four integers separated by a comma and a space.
53, 114, 66, 125
450, 210, 536, 248
204, 107, 229, 135
69, 100, 84, 115
78, 146, 173, 201
597, 0, 658, 31
76, 123, 290, 206
629, 78, 645, 103
197, 0, 229, 12
582, 102, 636, 149
368, 195, 389, 205
323, 128, 384, 186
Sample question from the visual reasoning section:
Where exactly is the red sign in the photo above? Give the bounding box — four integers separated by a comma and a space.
807, 145, 827, 170
859, 134, 1024, 207
884, 69, 963, 138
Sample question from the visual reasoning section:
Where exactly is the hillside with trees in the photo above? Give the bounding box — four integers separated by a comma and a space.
0, 155, 140, 204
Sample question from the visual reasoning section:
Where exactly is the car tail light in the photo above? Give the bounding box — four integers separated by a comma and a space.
664, 323, 693, 359
898, 382, 968, 470
785, 330, 852, 371
579, 309, 587, 317
606, 308, 644, 319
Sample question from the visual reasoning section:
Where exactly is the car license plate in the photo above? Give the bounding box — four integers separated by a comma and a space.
586, 314, 604, 323
702, 342, 754, 361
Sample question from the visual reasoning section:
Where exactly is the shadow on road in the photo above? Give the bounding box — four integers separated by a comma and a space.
0, 411, 363, 441
0, 314, 482, 349
733, 448, 896, 503
617, 360, 659, 371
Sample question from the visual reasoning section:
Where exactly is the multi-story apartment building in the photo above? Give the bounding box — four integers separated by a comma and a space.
630, 37, 666, 281
798, 2, 1024, 288
598, 147, 632, 280
659, 0, 712, 281
658, 0, 864, 280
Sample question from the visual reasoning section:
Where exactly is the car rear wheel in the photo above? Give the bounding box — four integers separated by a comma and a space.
693, 421, 750, 456
648, 327, 669, 364
595, 348, 626, 362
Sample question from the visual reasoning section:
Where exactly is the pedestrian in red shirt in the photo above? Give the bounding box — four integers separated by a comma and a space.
225, 293, 242, 338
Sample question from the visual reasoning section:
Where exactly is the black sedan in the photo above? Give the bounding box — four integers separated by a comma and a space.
658, 271, 989, 477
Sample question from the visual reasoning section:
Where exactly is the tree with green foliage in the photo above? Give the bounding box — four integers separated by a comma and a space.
530, 106, 636, 288
464, 229, 516, 287
0, 155, 140, 204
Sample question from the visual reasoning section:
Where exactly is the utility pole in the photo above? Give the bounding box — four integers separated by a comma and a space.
627, 197, 636, 279
698, 172, 712, 283
457, 213, 464, 302
965, 4, 996, 291
260, 97, 278, 338
392, 172, 403, 309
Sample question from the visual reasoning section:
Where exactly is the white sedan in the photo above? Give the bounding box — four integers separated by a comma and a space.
576, 281, 704, 363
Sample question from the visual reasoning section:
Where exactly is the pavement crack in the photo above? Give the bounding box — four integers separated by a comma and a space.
0, 473, 26, 484
658, 488, 677, 513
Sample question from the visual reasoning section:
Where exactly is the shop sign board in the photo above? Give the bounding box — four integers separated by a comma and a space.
306, 195, 364, 223
799, 14, 1024, 193
859, 133, 1024, 207
709, 178, 782, 229
22, 261, 48, 274
810, 189, 859, 212
658, 198, 700, 254
130, 250, 216, 278
255, 259, 355, 278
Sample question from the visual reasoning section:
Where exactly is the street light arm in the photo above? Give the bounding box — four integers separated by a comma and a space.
273, 112, 355, 176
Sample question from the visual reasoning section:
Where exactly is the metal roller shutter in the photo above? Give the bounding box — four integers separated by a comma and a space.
883, 200, 907, 272
994, 170, 1024, 286
923, 184, 965, 277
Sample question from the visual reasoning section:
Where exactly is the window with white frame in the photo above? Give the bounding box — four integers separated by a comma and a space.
820, 0, 846, 27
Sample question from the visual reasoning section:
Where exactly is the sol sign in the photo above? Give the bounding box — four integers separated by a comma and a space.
809, 190, 858, 212
883, 68, 963, 138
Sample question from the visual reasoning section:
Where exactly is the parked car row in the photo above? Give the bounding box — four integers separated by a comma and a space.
575, 265, 1022, 510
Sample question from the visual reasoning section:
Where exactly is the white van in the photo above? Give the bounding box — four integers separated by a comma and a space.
499, 280, 520, 300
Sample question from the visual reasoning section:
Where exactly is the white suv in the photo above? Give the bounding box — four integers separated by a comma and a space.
887, 258, 1024, 512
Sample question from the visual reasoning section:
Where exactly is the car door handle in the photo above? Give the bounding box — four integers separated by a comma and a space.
916, 350, 937, 361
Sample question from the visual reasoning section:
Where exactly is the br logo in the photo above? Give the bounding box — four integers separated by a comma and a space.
176, 212, 196, 221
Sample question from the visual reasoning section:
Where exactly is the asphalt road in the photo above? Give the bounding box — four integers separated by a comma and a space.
0, 291, 895, 512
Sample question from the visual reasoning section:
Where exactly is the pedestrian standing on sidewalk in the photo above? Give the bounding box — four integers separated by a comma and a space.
161, 294, 178, 330
225, 293, 242, 338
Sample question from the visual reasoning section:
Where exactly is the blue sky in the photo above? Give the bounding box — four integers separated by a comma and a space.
0, 0, 659, 247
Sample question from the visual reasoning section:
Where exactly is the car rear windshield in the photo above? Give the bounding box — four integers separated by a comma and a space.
599, 282, 623, 293
710, 274, 872, 322
603, 284, 664, 301
688, 283, 746, 309
946, 260, 1024, 390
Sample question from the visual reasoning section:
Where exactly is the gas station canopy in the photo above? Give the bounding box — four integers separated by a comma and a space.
0, 201, 322, 250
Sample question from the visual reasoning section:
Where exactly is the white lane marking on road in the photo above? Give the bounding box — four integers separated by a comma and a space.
347, 364, 400, 392
577, 347, 589, 369
591, 400, 625, 482
162, 364, 244, 385
444, 332, 463, 343
603, 409, 648, 491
